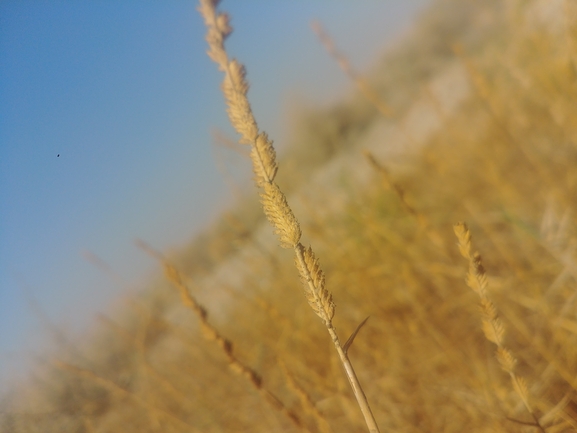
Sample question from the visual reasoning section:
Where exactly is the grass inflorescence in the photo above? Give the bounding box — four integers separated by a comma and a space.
2, 0, 577, 432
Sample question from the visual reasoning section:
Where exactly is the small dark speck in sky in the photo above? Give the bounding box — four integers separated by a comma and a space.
57, 154, 60, 157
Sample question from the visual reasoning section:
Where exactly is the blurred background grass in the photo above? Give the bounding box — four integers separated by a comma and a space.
2, 0, 577, 431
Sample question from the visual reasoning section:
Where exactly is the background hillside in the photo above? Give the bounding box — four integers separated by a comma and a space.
2, 0, 577, 432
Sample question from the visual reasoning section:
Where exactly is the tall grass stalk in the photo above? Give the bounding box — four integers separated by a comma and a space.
454, 222, 546, 433
198, 1, 381, 432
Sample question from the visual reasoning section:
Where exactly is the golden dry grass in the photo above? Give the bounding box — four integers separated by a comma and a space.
2, 0, 577, 432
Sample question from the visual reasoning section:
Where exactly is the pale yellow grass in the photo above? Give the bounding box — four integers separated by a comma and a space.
2, 1, 577, 432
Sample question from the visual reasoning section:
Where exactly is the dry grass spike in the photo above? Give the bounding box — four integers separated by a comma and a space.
295, 244, 335, 326
453, 222, 546, 433
252, 132, 278, 186
261, 182, 302, 249
198, 1, 381, 431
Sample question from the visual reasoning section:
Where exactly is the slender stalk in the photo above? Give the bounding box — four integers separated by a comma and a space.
294, 244, 380, 433
198, 1, 381, 431
333, 340, 379, 433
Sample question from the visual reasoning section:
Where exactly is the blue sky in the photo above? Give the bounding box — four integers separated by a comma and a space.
0, 0, 428, 389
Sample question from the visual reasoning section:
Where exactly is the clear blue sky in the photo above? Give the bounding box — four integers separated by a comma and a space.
0, 1, 428, 389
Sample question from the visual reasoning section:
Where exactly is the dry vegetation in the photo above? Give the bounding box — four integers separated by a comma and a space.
2, 0, 577, 432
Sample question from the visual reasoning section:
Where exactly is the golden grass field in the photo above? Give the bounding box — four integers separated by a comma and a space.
3, 0, 577, 431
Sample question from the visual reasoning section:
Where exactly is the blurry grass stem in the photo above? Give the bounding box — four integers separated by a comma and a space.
136, 240, 308, 432
454, 222, 546, 433
311, 20, 393, 118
